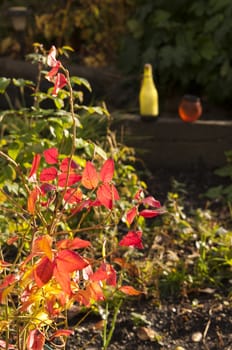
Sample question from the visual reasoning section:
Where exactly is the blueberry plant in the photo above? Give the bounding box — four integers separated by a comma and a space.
0, 45, 163, 350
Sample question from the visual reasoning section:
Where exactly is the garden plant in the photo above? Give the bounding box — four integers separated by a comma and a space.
0, 43, 232, 350
0, 44, 163, 350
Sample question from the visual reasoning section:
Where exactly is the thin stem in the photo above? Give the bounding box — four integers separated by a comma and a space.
102, 299, 123, 350
4, 91, 14, 110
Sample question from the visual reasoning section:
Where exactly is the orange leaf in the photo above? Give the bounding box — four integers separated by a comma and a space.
28, 154, 41, 179
55, 250, 89, 273
119, 285, 142, 296
27, 187, 41, 214
97, 183, 119, 209
33, 235, 53, 260
53, 265, 72, 295
56, 237, 91, 250
90, 263, 116, 286
34, 256, 54, 287
50, 329, 74, 340
81, 161, 99, 189
100, 158, 114, 183
63, 188, 83, 203
75, 281, 104, 306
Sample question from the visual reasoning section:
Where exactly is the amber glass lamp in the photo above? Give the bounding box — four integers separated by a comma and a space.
178, 95, 202, 122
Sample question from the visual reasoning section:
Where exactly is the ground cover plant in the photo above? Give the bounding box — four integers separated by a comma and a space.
0, 44, 164, 350
0, 45, 231, 350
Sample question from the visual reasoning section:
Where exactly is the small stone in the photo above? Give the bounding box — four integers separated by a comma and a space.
175, 347, 186, 350
191, 331, 202, 342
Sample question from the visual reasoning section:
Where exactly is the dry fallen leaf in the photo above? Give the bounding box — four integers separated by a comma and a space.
137, 326, 163, 343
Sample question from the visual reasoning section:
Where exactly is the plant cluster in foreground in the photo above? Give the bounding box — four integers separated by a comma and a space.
0, 45, 163, 350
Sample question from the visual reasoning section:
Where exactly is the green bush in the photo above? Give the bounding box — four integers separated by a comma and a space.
118, 0, 232, 104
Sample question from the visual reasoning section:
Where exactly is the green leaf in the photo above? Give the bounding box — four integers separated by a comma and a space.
215, 165, 232, 178
8, 141, 23, 160
54, 97, 64, 110
71, 76, 92, 92
12, 78, 35, 87
204, 185, 223, 199
93, 144, 107, 160
0, 77, 11, 93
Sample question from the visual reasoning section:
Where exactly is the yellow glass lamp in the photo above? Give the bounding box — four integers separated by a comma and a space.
139, 63, 159, 120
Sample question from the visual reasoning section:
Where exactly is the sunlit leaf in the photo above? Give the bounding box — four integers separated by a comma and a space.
97, 183, 119, 209
81, 161, 99, 189
28, 187, 41, 214
90, 263, 116, 286
43, 147, 58, 164
34, 256, 54, 287
139, 209, 161, 218
57, 173, 82, 187
100, 158, 114, 183
40, 167, 58, 182
49, 329, 74, 340
119, 285, 142, 296
141, 196, 161, 208
55, 250, 89, 273
28, 154, 41, 179
63, 188, 83, 203
60, 157, 78, 172
33, 235, 53, 260
56, 237, 91, 250
126, 206, 138, 225
27, 329, 45, 350
119, 231, 143, 249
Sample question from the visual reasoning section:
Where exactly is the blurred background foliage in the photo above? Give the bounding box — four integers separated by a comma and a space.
0, 0, 232, 105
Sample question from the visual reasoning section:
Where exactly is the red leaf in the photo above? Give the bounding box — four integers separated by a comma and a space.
40, 167, 57, 182
141, 196, 161, 208
28, 154, 41, 179
0, 340, 15, 349
28, 187, 41, 214
53, 266, 72, 295
47, 46, 58, 67
139, 209, 161, 218
52, 73, 67, 96
0, 274, 16, 289
81, 161, 99, 189
58, 173, 82, 187
100, 159, 114, 183
40, 183, 56, 195
97, 183, 119, 209
43, 147, 58, 164
63, 188, 82, 203
119, 285, 142, 296
119, 231, 143, 249
56, 237, 91, 250
60, 157, 78, 172
75, 281, 104, 306
55, 250, 88, 273
134, 189, 143, 200
50, 329, 74, 340
90, 263, 116, 286
34, 256, 54, 287
27, 329, 45, 350
126, 206, 138, 225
